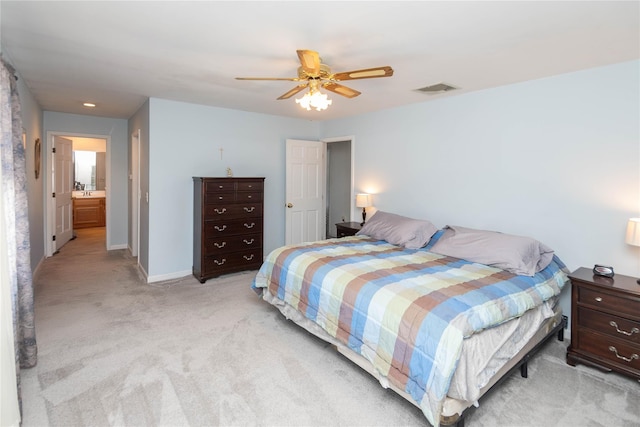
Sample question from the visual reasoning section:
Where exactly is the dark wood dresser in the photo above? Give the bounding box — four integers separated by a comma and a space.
193, 177, 265, 283
566, 267, 640, 380
336, 222, 362, 237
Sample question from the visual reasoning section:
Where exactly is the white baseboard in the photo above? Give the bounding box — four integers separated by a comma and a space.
108, 244, 128, 250
146, 269, 192, 284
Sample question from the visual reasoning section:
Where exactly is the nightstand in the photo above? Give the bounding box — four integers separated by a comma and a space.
336, 222, 362, 238
566, 267, 640, 380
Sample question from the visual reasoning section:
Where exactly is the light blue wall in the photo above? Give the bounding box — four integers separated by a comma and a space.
321, 60, 640, 320
145, 98, 319, 280
43, 112, 129, 248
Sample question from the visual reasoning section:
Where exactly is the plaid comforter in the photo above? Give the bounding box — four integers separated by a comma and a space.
252, 235, 568, 426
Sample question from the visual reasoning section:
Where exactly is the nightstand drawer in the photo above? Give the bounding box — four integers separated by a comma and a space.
577, 330, 640, 372
579, 287, 637, 319
578, 307, 640, 344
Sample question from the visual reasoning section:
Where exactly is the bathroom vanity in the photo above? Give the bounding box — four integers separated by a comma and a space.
73, 194, 105, 228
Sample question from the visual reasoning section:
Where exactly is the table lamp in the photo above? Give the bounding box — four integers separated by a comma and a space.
356, 194, 372, 226
625, 218, 640, 284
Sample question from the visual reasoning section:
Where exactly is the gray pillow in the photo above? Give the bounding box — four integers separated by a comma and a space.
429, 225, 554, 276
356, 211, 438, 249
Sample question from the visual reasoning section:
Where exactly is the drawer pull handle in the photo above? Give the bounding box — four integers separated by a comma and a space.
247, 195, 252, 199
609, 321, 640, 336
243, 254, 255, 261
214, 208, 227, 214
244, 207, 255, 213
594, 297, 603, 302
214, 258, 226, 265
243, 238, 255, 245
608, 346, 639, 363
214, 242, 226, 248
214, 225, 227, 232
218, 185, 223, 189
244, 222, 255, 229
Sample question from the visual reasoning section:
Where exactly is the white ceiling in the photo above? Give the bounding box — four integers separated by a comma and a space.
1, 1, 638, 121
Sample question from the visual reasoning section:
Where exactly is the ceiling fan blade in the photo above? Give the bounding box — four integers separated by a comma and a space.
277, 84, 308, 100
323, 82, 361, 99
297, 49, 320, 76
331, 66, 394, 81
235, 77, 300, 81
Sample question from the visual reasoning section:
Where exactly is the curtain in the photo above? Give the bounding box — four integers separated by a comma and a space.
1, 57, 37, 414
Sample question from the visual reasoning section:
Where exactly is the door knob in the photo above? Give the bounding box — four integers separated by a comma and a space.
287, 203, 293, 208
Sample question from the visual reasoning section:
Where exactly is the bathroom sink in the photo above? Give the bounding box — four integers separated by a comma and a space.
72, 190, 105, 198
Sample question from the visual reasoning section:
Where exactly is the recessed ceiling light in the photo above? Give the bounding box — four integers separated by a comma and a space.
83, 102, 96, 107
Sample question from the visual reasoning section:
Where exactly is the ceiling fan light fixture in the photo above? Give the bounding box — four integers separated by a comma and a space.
295, 81, 332, 111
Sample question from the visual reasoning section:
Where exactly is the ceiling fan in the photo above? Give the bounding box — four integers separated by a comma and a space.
235, 50, 394, 107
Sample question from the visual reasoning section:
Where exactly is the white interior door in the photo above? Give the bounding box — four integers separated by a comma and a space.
285, 139, 325, 245
54, 135, 73, 251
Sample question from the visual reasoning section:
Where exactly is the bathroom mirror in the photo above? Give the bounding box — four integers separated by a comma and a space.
74, 150, 106, 191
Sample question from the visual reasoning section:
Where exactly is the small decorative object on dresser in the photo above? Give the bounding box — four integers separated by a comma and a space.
193, 177, 265, 283
566, 267, 640, 380
335, 221, 362, 238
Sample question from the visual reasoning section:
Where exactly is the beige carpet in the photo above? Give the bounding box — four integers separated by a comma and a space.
20, 228, 640, 427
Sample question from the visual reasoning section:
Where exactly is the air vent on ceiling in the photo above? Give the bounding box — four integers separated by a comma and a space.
416, 82, 458, 94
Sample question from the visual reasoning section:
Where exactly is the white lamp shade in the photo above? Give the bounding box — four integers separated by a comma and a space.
356, 194, 372, 208
625, 218, 640, 246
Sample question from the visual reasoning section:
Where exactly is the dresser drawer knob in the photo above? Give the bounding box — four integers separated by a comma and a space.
594, 297, 603, 302
214, 242, 226, 249
243, 254, 255, 261
243, 238, 255, 245
214, 225, 227, 232
609, 321, 640, 336
214, 258, 226, 265
244, 222, 255, 229
214, 208, 227, 214
244, 207, 255, 213
608, 346, 639, 363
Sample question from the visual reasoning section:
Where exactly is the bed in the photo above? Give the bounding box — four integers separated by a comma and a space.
252, 212, 569, 427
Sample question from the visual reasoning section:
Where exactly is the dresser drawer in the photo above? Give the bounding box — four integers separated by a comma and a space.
202, 248, 263, 275
204, 233, 262, 256
578, 306, 640, 344
204, 203, 262, 219
578, 287, 637, 319
205, 180, 235, 193
204, 191, 236, 205
204, 218, 263, 236
236, 191, 262, 203
577, 329, 640, 372
237, 180, 263, 192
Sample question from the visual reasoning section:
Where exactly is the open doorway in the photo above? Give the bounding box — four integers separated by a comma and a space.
45, 131, 111, 256
324, 136, 354, 238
